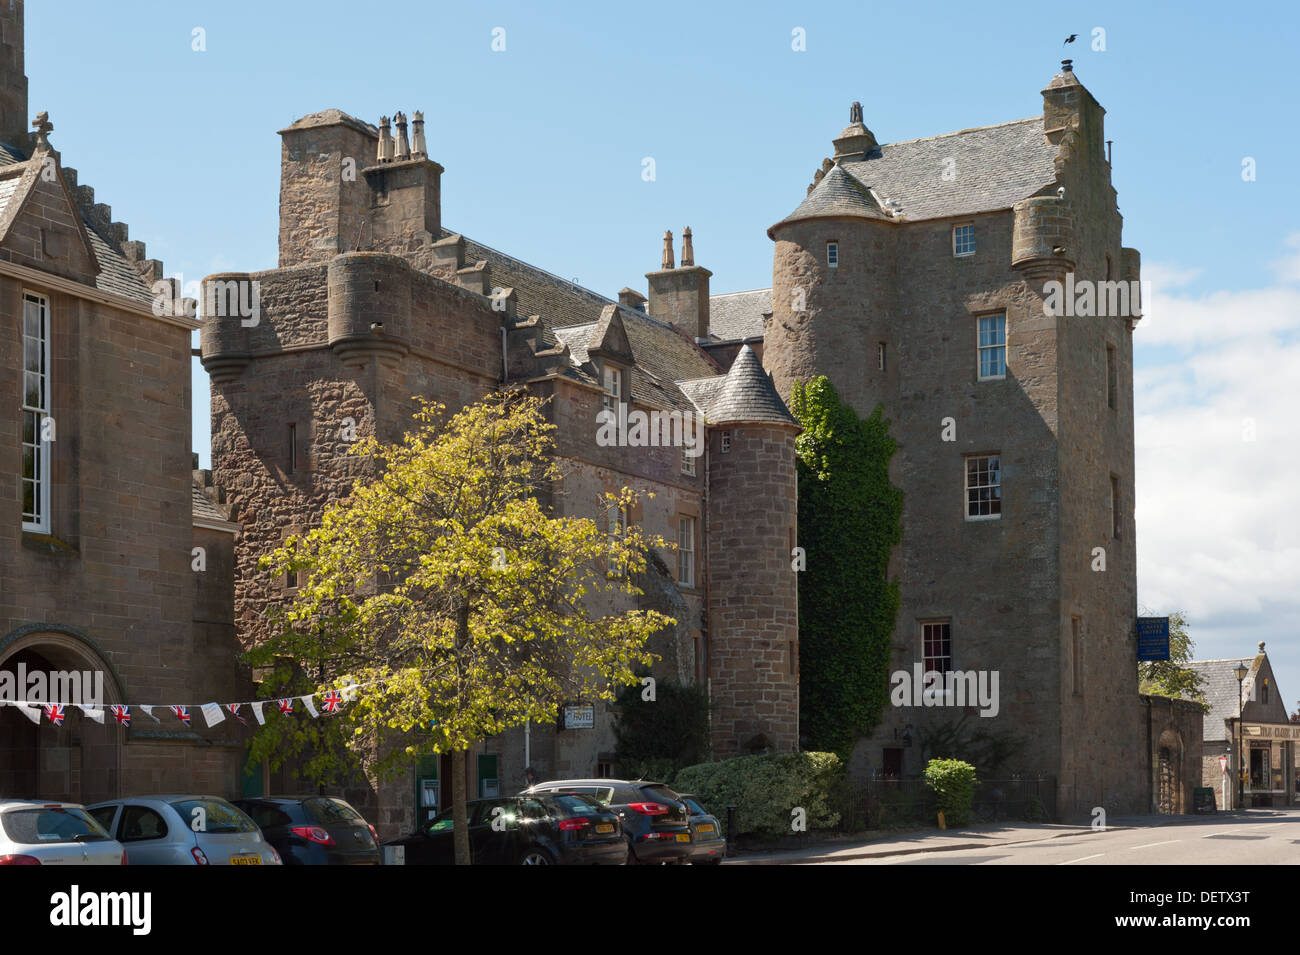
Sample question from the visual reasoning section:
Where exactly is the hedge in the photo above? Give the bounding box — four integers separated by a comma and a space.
674, 751, 844, 838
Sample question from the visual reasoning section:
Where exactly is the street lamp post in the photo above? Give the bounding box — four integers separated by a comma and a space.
1234, 661, 1249, 811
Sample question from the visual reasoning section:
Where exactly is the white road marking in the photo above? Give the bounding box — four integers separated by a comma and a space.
1057, 853, 1104, 865
1129, 840, 1179, 850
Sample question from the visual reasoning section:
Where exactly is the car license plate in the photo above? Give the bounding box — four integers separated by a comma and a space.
675, 833, 691, 843
595, 823, 614, 834
230, 855, 262, 865
697, 823, 715, 833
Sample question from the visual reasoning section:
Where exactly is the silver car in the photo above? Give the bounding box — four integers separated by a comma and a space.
0, 799, 126, 865
88, 795, 282, 866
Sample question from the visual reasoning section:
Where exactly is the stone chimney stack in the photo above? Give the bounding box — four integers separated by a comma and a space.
0, 0, 28, 153
362, 108, 443, 254
832, 100, 877, 161
647, 228, 711, 342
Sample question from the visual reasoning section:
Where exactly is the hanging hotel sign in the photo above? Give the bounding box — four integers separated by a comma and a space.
1136, 617, 1170, 661
1242, 723, 1300, 740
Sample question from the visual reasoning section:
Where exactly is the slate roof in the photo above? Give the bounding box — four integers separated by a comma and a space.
679, 345, 796, 427
773, 163, 888, 231
771, 117, 1059, 234
708, 288, 771, 342
0, 141, 154, 305
1184, 656, 1261, 741
192, 482, 237, 530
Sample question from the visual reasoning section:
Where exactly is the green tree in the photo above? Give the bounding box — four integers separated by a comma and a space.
252, 392, 674, 865
790, 376, 903, 757
1137, 610, 1205, 703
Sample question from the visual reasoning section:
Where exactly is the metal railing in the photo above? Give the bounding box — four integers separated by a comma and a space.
830, 775, 1057, 831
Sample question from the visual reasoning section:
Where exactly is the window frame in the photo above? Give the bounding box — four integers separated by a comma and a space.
602, 364, 623, 410
976, 313, 1007, 381
680, 445, 696, 477
826, 241, 839, 269
952, 223, 975, 257
921, 620, 952, 676
720, 431, 731, 454
676, 516, 695, 587
964, 453, 1002, 521
21, 290, 52, 533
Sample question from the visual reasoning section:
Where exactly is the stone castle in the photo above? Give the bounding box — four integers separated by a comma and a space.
0, 0, 1162, 831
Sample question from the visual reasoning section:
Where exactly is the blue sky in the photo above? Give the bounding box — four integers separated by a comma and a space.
27, 1, 1300, 700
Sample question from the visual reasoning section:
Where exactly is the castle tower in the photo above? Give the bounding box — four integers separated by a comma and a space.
696, 346, 800, 756
760, 66, 1145, 817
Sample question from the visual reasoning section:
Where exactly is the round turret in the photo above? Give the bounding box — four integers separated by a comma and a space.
326, 252, 411, 366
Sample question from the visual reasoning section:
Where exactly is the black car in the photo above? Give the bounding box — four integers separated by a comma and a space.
233, 796, 380, 865
679, 794, 725, 864
521, 779, 693, 864
386, 794, 625, 865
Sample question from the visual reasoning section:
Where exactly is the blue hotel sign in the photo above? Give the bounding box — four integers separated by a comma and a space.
1137, 617, 1171, 661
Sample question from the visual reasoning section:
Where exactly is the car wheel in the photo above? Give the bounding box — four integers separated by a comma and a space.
520, 848, 554, 866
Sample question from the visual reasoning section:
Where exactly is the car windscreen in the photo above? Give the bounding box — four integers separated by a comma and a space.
1, 807, 111, 844
305, 797, 363, 826
683, 797, 707, 815
169, 799, 257, 834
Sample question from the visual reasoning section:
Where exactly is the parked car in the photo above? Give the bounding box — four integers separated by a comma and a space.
386, 793, 625, 865
232, 796, 380, 865
678, 794, 725, 864
521, 778, 693, 864
0, 799, 126, 865
87, 795, 282, 865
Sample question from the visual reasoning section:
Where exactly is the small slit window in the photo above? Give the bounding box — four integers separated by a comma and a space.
827, 241, 839, 268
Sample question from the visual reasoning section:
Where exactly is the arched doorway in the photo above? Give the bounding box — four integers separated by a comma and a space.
0, 626, 125, 804
1156, 727, 1184, 814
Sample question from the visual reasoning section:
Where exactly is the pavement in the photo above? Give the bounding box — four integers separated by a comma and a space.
726, 811, 1237, 865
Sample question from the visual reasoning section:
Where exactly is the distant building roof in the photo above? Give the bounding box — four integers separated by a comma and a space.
192, 481, 239, 533
708, 288, 771, 342
1184, 655, 1264, 742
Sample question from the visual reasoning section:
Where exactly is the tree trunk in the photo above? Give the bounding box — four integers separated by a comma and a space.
452, 747, 470, 865
453, 601, 472, 866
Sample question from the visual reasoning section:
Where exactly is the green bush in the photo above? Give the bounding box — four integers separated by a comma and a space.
922, 758, 978, 827
674, 751, 843, 838
1024, 794, 1046, 823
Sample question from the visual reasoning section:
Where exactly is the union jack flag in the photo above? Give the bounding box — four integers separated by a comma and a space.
321, 690, 343, 713
110, 704, 131, 727
171, 704, 191, 726
43, 704, 65, 726
226, 703, 246, 725
277, 698, 294, 716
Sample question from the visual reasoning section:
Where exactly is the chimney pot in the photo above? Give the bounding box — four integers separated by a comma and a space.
1061, 58, 1073, 72
661, 230, 674, 270
680, 226, 694, 267
393, 111, 410, 160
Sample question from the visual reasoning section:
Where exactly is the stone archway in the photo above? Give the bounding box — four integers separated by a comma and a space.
0, 625, 126, 804
1156, 726, 1185, 814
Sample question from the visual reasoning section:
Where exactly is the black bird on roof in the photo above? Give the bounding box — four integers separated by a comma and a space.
1064, 33, 1078, 45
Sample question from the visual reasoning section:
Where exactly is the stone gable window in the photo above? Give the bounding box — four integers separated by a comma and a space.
977, 314, 1006, 380
922, 621, 952, 674
965, 454, 1001, 520
602, 364, 623, 410
21, 291, 51, 533
953, 223, 975, 257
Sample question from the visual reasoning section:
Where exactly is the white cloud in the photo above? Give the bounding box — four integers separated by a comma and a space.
1135, 244, 1300, 683
1269, 231, 1300, 284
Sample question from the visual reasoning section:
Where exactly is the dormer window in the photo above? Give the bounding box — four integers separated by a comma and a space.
827, 241, 839, 268
602, 364, 623, 410
953, 224, 975, 257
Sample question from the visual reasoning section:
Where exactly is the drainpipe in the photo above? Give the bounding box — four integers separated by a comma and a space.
501, 325, 508, 383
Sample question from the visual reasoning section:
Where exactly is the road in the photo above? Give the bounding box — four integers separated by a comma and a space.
816, 809, 1300, 865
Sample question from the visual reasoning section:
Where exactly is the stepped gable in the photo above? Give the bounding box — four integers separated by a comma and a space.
0, 134, 158, 305
679, 344, 796, 426
708, 287, 771, 342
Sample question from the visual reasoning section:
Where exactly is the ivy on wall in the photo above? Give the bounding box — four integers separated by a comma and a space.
791, 376, 903, 758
